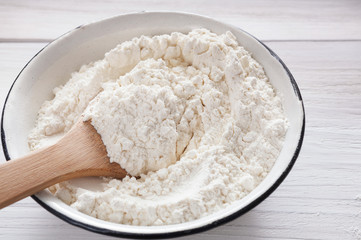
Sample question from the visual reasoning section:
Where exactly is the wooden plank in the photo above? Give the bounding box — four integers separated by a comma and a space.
0, 43, 47, 106
0, 40, 360, 239
1, 0, 361, 41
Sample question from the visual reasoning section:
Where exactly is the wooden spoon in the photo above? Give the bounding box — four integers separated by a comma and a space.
0, 120, 127, 209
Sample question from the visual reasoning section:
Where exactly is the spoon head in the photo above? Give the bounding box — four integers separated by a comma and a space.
58, 120, 128, 180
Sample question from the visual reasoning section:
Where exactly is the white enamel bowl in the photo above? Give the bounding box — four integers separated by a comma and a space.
1, 12, 305, 238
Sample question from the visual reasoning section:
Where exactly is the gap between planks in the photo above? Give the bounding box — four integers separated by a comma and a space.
1, 39, 361, 44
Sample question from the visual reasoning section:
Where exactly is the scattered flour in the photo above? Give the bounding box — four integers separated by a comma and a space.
355, 194, 361, 201
28, 29, 287, 226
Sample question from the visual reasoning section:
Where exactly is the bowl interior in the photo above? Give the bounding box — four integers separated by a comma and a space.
1, 12, 304, 236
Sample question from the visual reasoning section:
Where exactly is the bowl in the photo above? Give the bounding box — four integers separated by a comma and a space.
1, 12, 305, 238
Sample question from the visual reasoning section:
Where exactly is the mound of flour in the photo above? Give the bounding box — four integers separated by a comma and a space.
28, 29, 287, 226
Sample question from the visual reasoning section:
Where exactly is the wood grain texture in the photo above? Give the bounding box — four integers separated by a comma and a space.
0, 120, 126, 209
0, 1, 361, 239
0, 0, 361, 41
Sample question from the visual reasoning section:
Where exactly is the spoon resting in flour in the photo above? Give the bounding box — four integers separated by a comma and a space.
0, 120, 127, 209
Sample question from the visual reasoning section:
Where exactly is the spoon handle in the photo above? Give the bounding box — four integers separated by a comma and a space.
0, 121, 127, 209
0, 145, 77, 209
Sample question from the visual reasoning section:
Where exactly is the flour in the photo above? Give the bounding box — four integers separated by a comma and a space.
84, 80, 185, 176
29, 29, 287, 225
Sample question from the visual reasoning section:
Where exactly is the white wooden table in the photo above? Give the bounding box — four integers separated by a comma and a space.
1, 1, 361, 239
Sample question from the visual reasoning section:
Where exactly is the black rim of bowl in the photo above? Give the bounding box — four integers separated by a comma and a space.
0, 13, 305, 239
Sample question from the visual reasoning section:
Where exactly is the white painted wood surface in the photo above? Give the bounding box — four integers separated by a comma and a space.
0, 1, 361, 239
